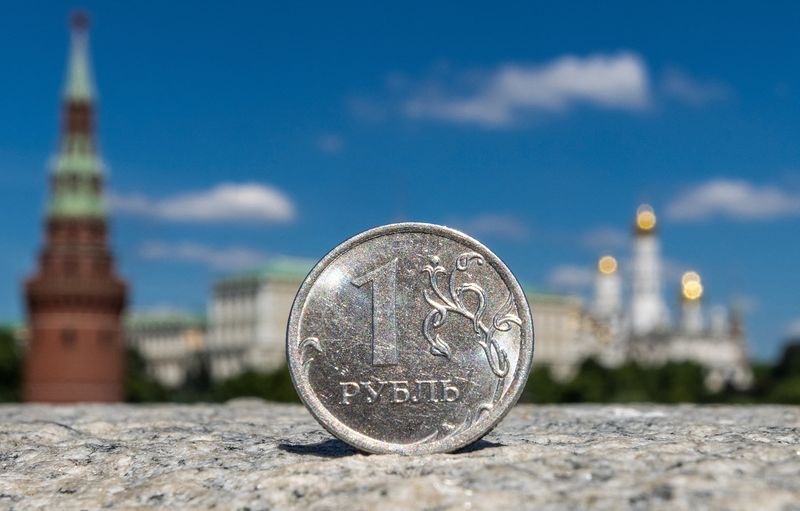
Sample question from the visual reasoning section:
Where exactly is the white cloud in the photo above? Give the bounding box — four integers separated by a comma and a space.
112, 183, 295, 224
139, 241, 267, 270
548, 264, 595, 290
582, 226, 628, 250
667, 179, 800, 221
447, 213, 530, 241
317, 134, 344, 154
661, 68, 731, 107
403, 53, 650, 127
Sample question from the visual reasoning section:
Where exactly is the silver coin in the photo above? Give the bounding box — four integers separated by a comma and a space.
287, 223, 534, 454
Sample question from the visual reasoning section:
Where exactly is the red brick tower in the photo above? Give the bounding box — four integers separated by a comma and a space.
24, 13, 127, 402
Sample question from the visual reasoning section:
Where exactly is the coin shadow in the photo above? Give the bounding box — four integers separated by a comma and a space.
453, 439, 503, 454
278, 438, 358, 459
278, 438, 502, 458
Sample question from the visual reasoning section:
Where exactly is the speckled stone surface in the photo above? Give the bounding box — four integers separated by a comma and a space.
0, 402, 798, 510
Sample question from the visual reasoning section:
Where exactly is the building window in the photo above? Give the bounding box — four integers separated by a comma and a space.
61, 329, 77, 347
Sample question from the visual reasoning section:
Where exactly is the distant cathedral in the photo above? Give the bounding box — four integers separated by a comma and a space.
24, 13, 127, 402
557, 204, 752, 390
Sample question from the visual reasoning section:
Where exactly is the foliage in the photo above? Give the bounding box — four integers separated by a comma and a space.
767, 376, 800, 404
125, 348, 169, 402
758, 343, 800, 404
142, 346, 800, 404
773, 343, 800, 380
521, 344, 800, 405
4, 336, 800, 405
522, 359, 713, 404
0, 327, 21, 401
126, 351, 296, 403
213, 366, 300, 403
167, 352, 215, 402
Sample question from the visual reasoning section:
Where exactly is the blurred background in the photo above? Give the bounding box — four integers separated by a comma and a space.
1, 2, 799, 404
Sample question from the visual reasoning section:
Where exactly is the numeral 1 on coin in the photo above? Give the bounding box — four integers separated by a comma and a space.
352, 258, 399, 366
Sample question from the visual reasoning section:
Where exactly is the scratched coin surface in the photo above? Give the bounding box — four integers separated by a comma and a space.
287, 223, 534, 454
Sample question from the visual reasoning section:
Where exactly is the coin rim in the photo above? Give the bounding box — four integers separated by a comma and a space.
286, 222, 534, 455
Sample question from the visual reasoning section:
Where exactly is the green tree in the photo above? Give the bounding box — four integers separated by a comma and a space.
767, 377, 800, 404
0, 327, 21, 401
652, 362, 710, 403
170, 352, 215, 402
523, 365, 566, 403
522, 358, 717, 404
609, 363, 652, 402
563, 359, 614, 402
213, 366, 300, 403
766, 343, 800, 404
125, 348, 168, 402
773, 343, 800, 379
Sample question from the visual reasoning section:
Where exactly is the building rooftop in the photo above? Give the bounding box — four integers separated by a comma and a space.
216, 257, 316, 287
126, 311, 206, 330
215, 259, 576, 305
523, 286, 580, 305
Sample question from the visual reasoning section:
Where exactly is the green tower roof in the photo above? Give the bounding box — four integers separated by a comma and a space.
48, 15, 106, 220
216, 257, 316, 287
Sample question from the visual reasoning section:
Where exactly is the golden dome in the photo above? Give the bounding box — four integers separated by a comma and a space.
636, 204, 657, 232
681, 271, 701, 286
681, 271, 703, 300
597, 255, 618, 274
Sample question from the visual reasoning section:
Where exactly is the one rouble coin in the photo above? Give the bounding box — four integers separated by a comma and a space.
287, 223, 534, 454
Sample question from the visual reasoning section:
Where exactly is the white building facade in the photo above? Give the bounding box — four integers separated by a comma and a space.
205, 258, 315, 380
202, 257, 593, 384
125, 312, 205, 388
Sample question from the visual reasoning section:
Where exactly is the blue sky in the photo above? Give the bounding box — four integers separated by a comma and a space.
1, 1, 799, 360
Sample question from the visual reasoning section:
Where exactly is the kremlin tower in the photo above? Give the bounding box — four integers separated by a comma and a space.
630, 204, 670, 336
23, 13, 127, 402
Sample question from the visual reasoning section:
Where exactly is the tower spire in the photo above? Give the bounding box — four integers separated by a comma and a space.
49, 12, 104, 219
65, 11, 94, 102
